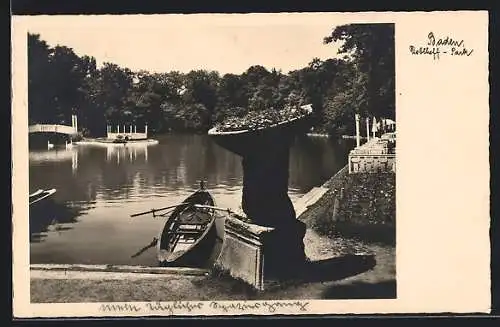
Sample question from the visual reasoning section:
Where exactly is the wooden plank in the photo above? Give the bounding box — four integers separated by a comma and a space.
30, 264, 209, 276
30, 270, 204, 280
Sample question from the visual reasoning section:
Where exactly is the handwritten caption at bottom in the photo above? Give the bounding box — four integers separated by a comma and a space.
99, 300, 310, 315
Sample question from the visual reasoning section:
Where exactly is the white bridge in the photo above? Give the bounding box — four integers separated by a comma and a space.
28, 124, 77, 135
29, 115, 79, 135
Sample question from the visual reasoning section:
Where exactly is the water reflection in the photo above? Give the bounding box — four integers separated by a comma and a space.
289, 136, 352, 191
105, 144, 149, 164
29, 200, 89, 243
29, 148, 80, 175
29, 134, 354, 266
29, 149, 75, 163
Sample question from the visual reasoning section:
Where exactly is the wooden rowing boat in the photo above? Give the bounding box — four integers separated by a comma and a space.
156, 189, 220, 267
29, 188, 57, 206
29, 189, 58, 229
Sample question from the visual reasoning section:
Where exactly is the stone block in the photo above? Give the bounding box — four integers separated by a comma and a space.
214, 215, 274, 290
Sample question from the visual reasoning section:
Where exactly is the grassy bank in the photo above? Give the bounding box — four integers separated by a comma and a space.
301, 169, 396, 246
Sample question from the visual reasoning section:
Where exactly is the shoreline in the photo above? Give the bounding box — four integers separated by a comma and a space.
306, 133, 330, 138
74, 138, 159, 146
66, 132, 349, 143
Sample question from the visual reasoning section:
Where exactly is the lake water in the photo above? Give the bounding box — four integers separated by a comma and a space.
29, 134, 354, 266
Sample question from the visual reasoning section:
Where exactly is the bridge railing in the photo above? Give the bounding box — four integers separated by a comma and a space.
28, 124, 77, 135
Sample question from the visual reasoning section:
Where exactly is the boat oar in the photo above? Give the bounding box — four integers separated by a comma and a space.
130, 202, 191, 218
193, 204, 251, 222
154, 207, 178, 218
131, 237, 158, 258
193, 204, 238, 215
193, 204, 228, 210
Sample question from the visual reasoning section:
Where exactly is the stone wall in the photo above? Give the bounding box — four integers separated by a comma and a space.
348, 134, 396, 173
348, 153, 396, 173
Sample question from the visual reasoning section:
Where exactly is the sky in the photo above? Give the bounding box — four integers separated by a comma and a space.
25, 14, 344, 75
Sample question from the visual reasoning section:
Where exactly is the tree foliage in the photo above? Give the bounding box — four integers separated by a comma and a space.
28, 24, 394, 138
324, 23, 395, 120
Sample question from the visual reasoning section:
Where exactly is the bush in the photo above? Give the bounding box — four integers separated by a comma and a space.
311, 172, 396, 246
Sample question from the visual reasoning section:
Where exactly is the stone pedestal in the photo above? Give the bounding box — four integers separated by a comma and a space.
208, 105, 313, 287
238, 134, 308, 268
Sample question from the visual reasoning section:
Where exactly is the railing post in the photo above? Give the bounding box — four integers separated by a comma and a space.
355, 113, 360, 148
366, 117, 370, 142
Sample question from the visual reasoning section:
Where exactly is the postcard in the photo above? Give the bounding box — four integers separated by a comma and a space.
12, 11, 490, 317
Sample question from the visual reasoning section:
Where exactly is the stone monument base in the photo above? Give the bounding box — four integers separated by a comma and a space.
214, 215, 307, 291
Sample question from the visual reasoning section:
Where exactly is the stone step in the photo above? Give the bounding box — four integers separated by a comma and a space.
30, 264, 209, 276
294, 186, 329, 217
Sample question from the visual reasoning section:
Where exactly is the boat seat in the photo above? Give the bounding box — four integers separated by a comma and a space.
175, 229, 204, 244
168, 225, 206, 236
177, 230, 203, 235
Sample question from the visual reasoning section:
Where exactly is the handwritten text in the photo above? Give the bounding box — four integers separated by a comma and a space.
409, 32, 474, 60
99, 300, 310, 315
209, 300, 309, 313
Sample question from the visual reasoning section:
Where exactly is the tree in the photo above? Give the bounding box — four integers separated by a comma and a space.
213, 73, 248, 122
28, 33, 98, 128
27, 28, 394, 137
324, 23, 395, 119
183, 70, 219, 129
28, 33, 54, 124
49, 45, 93, 124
